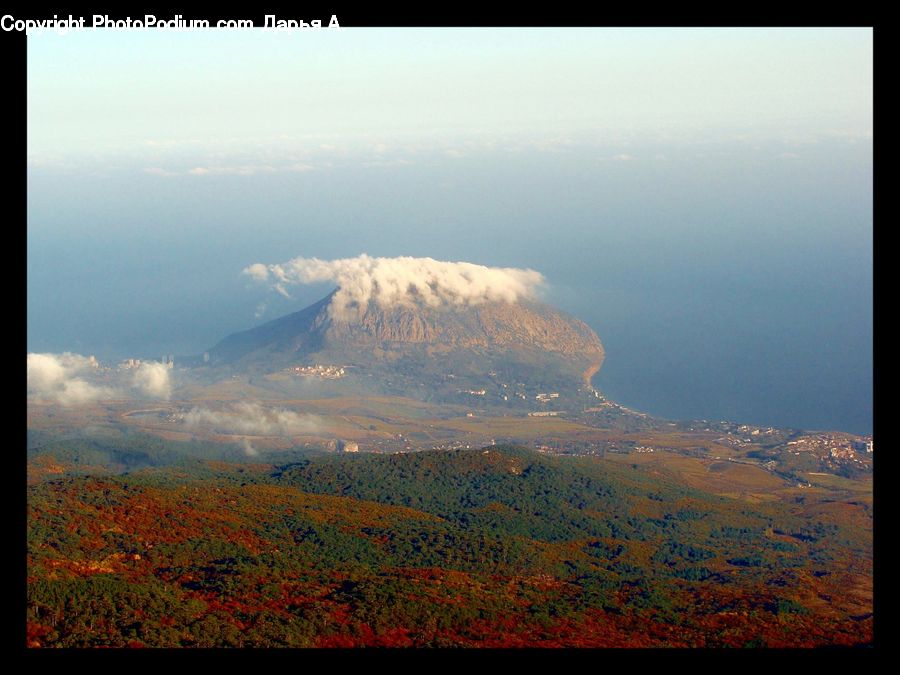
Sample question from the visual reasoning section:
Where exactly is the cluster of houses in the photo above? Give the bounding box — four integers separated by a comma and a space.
786, 433, 872, 457
285, 364, 346, 379
116, 356, 174, 370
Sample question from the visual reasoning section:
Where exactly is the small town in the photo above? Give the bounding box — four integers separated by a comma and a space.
284, 364, 346, 379
786, 432, 873, 456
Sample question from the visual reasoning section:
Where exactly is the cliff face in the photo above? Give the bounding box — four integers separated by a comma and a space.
208, 291, 604, 388
327, 300, 603, 357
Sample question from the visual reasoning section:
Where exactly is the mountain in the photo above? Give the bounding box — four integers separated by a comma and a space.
206, 290, 604, 394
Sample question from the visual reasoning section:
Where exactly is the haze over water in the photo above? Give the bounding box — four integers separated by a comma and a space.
27, 28, 873, 434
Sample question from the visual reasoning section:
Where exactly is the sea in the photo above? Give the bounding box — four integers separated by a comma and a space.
27, 137, 872, 434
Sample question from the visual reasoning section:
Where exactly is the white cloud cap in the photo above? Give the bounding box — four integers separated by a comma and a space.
243, 254, 545, 320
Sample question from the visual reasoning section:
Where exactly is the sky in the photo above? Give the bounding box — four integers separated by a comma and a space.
28, 28, 872, 162
27, 27, 873, 433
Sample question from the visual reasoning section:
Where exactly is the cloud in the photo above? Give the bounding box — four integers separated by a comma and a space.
188, 163, 314, 176
242, 254, 545, 320
26, 352, 118, 405
182, 402, 321, 437
188, 165, 278, 176
145, 162, 316, 178
360, 158, 413, 168
132, 362, 172, 399
240, 438, 258, 457
27, 352, 175, 405
244, 263, 270, 282
143, 167, 179, 176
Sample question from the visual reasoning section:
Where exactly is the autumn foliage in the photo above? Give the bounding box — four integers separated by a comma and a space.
26, 445, 872, 647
